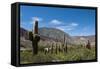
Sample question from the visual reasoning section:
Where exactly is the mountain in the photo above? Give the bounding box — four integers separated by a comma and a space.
20, 27, 73, 42
20, 27, 95, 48
20, 28, 29, 40
38, 27, 73, 43
72, 35, 95, 45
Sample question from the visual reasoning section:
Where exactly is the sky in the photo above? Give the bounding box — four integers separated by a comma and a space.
20, 5, 96, 36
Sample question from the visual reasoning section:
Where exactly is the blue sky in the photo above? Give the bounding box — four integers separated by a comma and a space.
20, 5, 95, 36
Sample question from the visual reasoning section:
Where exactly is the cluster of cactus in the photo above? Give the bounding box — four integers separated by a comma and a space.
43, 34, 68, 54
28, 19, 92, 56
29, 20, 40, 55
55, 34, 67, 53
28, 19, 68, 55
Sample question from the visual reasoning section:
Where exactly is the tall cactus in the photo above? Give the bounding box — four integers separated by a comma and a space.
86, 40, 91, 49
29, 19, 40, 55
58, 45, 61, 52
33, 20, 38, 34
65, 41, 67, 53
51, 43, 53, 54
55, 43, 58, 54
63, 34, 67, 53
64, 34, 65, 44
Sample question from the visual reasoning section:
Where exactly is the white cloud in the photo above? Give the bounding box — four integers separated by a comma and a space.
50, 19, 62, 25
66, 27, 74, 31
32, 17, 43, 22
56, 26, 74, 31
65, 23, 78, 30
56, 27, 65, 31
31, 17, 43, 25
70, 23, 78, 27
56, 22, 78, 31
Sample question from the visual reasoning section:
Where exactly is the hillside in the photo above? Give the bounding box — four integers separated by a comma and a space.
72, 35, 95, 45
20, 27, 95, 48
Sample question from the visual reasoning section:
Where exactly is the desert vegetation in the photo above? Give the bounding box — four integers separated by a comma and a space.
20, 43, 95, 64
20, 20, 96, 64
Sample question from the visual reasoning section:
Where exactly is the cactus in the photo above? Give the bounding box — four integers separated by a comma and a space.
29, 31, 33, 41
86, 40, 91, 49
63, 34, 65, 52
58, 44, 60, 53
29, 20, 40, 55
65, 41, 67, 53
51, 43, 53, 54
58, 45, 61, 52
64, 34, 65, 44
55, 43, 58, 54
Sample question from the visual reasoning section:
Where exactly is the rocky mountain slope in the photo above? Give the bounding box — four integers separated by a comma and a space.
20, 27, 95, 48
